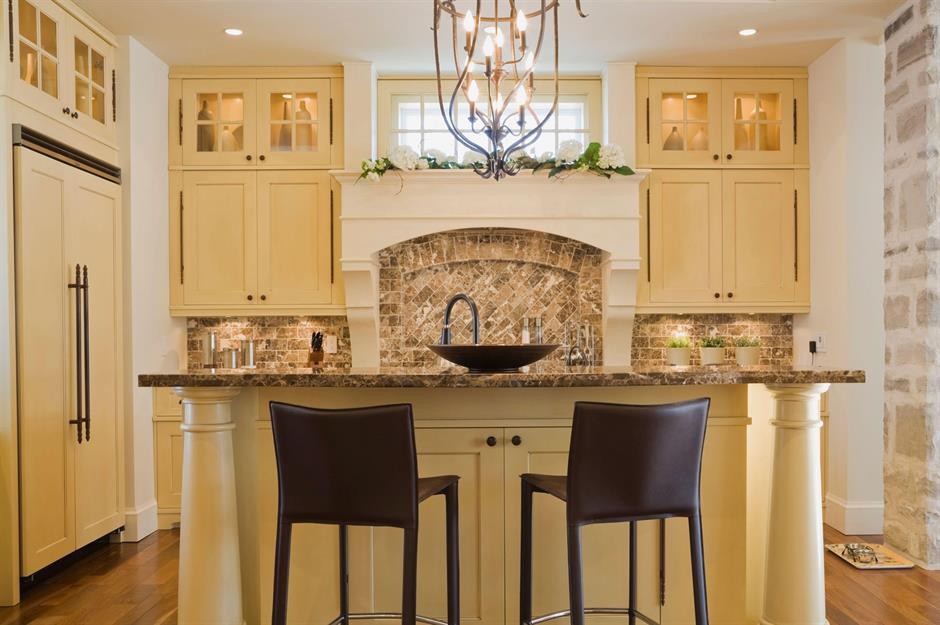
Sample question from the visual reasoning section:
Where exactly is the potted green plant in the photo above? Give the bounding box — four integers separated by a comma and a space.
308, 332, 325, 368
665, 335, 692, 366
699, 336, 727, 366
734, 336, 762, 367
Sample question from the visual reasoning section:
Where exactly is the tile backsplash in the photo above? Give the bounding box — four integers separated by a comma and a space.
631, 313, 793, 367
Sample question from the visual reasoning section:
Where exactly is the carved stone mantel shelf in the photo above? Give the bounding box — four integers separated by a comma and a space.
331, 169, 650, 368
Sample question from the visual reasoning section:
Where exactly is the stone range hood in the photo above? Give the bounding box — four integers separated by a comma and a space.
331, 169, 649, 368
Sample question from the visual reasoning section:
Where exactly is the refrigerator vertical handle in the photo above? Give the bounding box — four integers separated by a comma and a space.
82, 265, 90, 442
67, 264, 83, 444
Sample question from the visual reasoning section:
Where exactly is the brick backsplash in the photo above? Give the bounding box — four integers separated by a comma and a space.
631, 313, 793, 367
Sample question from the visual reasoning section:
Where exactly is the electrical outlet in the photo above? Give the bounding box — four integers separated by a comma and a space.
324, 335, 338, 354
812, 332, 828, 353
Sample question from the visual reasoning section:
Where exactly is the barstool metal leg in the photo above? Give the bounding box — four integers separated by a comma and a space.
339, 524, 349, 625
402, 527, 419, 625
688, 514, 709, 625
566, 524, 585, 625
520, 481, 534, 625
272, 521, 293, 625
628, 521, 637, 625
445, 483, 460, 625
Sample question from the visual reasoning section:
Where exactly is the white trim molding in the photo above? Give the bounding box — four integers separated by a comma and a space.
824, 493, 884, 536
121, 500, 159, 543
331, 169, 648, 368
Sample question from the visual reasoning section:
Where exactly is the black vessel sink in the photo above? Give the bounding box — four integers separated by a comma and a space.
427, 344, 560, 373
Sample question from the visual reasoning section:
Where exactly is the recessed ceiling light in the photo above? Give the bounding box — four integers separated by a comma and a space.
739, 28, 758, 37
224, 28, 243, 36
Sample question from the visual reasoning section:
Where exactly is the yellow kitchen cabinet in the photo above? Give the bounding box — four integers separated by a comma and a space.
637, 68, 807, 169
648, 78, 722, 167
152, 389, 182, 529
722, 79, 794, 166
639, 169, 809, 312
15, 143, 124, 576
722, 169, 797, 303
5, 0, 117, 146
177, 75, 335, 167
171, 169, 338, 315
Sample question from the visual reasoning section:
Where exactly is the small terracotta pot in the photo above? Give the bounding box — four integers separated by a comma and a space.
735, 346, 761, 367
700, 347, 726, 366
666, 347, 691, 367
308, 350, 325, 368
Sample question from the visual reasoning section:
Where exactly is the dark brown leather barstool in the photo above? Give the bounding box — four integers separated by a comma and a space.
520, 398, 711, 625
270, 402, 459, 625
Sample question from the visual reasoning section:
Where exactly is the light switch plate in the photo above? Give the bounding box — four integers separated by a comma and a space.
324, 335, 338, 354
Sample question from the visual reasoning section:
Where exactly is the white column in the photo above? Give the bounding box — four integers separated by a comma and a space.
760, 383, 830, 625
602, 61, 637, 164
174, 387, 244, 625
342, 61, 377, 170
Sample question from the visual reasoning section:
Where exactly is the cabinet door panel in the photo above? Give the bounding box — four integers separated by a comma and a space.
722, 170, 796, 302
648, 78, 722, 166
67, 166, 123, 547
258, 78, 332, 166
67, 19, 116, 144
14, 147, 76, 575
257, 171, 332, 305
154, 421, 183, 513
182, 79, 257, 165
181, 171, 258, 306
722, 79, 794, 165
648, 170, 723, 304
504, 428, 660, 625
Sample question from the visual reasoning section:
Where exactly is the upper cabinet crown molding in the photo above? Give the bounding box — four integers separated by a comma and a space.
169, 65, 343, 79
636, 66, 808, 79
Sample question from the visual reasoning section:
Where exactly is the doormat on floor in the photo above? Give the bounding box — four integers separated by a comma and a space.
825, 543, 914, 570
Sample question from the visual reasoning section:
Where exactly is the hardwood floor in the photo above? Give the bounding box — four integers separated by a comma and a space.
0, 530, 179, 625
0, 526, 938, 624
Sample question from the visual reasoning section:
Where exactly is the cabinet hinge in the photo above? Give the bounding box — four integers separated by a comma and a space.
178, 98, 183, 146
793, 98, 798, 145
645, 97, 650, 145
330, 189, 335, 284
179, 190, 185, 285
329, 98, 334, 146
793, 189, 798, 281
646, 187, 651, 282
112, 70, 116, 122
7, 0, 13, 63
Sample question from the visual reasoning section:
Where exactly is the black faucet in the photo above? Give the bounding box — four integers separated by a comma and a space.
439, 293, 481, 345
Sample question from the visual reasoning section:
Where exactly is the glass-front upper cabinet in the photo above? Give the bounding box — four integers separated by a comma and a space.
648, 78, 722, 166
257, 78, 332, 166
721, 79, 794, 165
7, 0, 117, 145
181, 79, 257, 166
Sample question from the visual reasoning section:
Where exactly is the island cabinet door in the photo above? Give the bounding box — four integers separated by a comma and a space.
504, 428, 661, 625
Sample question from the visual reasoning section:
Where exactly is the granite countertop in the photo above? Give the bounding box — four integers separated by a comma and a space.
138, 365, 865, 388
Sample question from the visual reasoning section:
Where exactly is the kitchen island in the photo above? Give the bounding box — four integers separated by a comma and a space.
139, 366, 864, 625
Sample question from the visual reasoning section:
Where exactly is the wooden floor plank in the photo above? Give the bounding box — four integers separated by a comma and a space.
0, 526, 937, 624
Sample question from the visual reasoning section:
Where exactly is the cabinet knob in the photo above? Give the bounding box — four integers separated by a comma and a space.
259, 155, 266, 161
712, 154, 719, 161
726, 154, 733, 160
511, 435, 522, 446
62, 107, 71, 115
714, 292, 720, 299
71, 111, 78, 119
260, 294, 267, 301
485, 436, 497, 447
727, 292, 734, 299
246, 294, 254, 301
245, 155, 252, 161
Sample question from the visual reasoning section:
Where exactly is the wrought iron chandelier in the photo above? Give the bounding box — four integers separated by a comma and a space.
433, 1, 588, 180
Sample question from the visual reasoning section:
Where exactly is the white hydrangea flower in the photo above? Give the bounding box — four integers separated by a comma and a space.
366, 171, 381, 182
388, 145, 419, 171
556, 140, 583, 164
598, 143, 626, 170
363, 159, 376, 171
539, 151, 554, 162
416, 158, 430, 170
424, 149, 447, 163
462, 151, 485, 167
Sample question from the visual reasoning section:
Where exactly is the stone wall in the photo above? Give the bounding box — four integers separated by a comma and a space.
883, 0, 940, 566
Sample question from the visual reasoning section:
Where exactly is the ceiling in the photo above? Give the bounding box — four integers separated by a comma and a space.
74, 0, 900, 72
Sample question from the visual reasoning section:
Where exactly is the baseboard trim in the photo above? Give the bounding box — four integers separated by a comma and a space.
824, 494, 884, 535
122, 500, 158, 542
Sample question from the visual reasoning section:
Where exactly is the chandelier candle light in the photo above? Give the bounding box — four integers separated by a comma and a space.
433, 0, 588, 180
